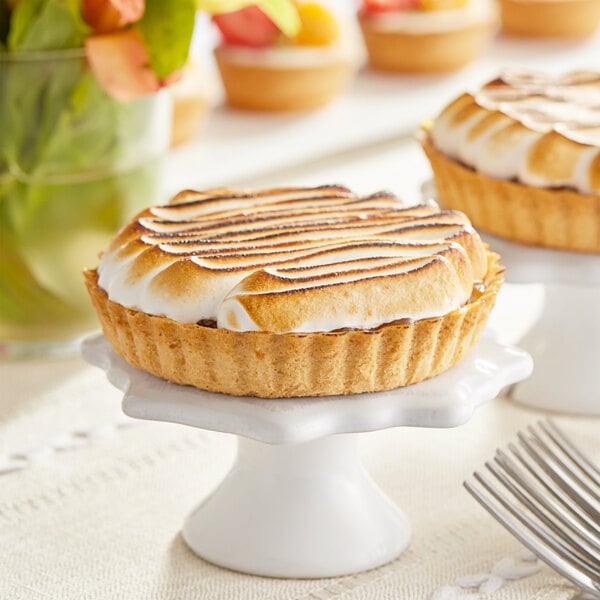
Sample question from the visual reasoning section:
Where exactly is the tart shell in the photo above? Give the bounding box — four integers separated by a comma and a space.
171, 93, 208, 147
84, 251, 503, 399
214, 47, 352, 111
499, 0, 600, 38
420, 132, 600, 254
358, 19, 491, 73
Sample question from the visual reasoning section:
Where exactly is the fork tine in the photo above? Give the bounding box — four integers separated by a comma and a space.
472, 472, 600, 578
517, 432, 600, 521
465, 423, 600, 598
505, 443, 600, 536
465, 477, 600, 597
527, 423, 600, 501
541, 420, 600, 487
487, 459, 600, 564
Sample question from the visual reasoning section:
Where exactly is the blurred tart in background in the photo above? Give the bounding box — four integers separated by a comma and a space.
170, 62, 210, 146
213, 3, 356, 111
359, 0, 496, 72
499, 0, 600, 38
420, 70, 600, 253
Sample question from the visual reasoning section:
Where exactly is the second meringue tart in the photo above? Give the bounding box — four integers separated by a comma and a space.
421, 70, 600, 253
85, 186, 503, 398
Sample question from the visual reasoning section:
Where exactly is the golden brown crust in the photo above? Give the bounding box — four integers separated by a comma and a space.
214, 48, 352, 111
168, 61, 209, 146
358, 19, 491, 72
420, 131, 600, 253
499, 0, 600, 38
171, 94, 208, 146
84, 250, 503, 398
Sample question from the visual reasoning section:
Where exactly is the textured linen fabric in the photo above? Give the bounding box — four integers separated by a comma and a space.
0, 351, 596, 600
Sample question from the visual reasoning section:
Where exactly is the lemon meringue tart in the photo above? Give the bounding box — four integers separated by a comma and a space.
420, 70, 600, 253
85, 186, 503, 398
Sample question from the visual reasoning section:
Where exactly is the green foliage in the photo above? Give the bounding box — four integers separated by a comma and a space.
257, 0, 300, 36
0, 1, 10, 48
8, 0, 89, 51
0, 1, 164, 333
137, 0, 196, 79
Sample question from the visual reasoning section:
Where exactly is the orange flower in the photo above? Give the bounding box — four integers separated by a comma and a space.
85, 28, 177, 101
82, 0, 145, 34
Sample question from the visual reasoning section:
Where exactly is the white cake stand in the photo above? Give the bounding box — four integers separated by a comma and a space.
479, 232, 600, 416
421, 179, 600, 415
82, 334, 532, 579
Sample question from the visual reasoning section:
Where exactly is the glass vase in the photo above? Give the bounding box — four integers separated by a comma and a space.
0, 49, 171, 358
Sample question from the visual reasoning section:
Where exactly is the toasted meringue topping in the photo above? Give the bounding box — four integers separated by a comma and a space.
98, 186, 488, 333
430, 70, 600, 193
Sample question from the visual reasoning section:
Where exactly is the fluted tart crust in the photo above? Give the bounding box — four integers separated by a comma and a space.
85, 250, 502, 398
87, 185, 503, 398
214, 47, 352, 111
499, 0, 600, 38
359, 21, 491, 73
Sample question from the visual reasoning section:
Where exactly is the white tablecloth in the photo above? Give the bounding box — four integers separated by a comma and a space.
1, 353, 598, 599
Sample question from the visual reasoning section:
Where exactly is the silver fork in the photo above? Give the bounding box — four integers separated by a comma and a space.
464, 419, 600, 598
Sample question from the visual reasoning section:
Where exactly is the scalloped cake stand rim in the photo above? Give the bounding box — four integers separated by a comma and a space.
82, 333, 533, 445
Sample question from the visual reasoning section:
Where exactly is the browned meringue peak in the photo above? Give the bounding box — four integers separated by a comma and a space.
430, 70, 600, 193
98, 186, 488, 333
477, 70, 600, 145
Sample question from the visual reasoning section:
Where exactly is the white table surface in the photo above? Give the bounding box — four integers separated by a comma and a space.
1, 22, 599, 600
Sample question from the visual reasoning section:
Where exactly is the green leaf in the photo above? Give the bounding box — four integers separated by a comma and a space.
29, 71, 120, 177
137, 0, 196, 80
8, 0, 90, 51
196, 0, 300, 37
256, 0, 299, 37
1, 53, 84, 178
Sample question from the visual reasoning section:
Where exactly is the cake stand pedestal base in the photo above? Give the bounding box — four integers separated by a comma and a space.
82, 334, 532, 579
510, 284, 600, 415
183, 434, 409, 578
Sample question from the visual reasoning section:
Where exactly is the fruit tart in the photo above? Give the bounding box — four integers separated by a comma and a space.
359, 0, 495, 72
85, 185, 503, 398
170, 62, 210, 147
499, 0, 600, 38
213, 3, 355, 111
